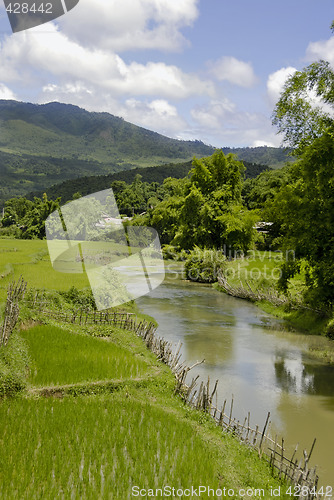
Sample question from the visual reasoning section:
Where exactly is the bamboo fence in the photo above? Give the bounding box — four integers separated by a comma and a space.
218, 274, 289, 306
0, 276, 27, 347
134, 322, 320, 495
217, 273, 327, 316
17, 284, 320, 494
23, 293, 137, 331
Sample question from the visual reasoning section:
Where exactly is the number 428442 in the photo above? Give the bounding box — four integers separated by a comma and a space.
5, 3, 53, 14
285, 486, 332, 497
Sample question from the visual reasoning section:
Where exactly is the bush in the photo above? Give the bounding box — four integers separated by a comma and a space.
325, 318, 334, 339
0, 225, 22, 238
0, 333, 30, 397
59, 286, 96, 310
184, 247, 226, 283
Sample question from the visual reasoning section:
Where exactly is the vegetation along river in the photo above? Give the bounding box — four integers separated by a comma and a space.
137, 274, 334, 487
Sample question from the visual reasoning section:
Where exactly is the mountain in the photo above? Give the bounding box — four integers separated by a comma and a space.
0, 100, 292, 206
221, 146, 293, 168
0, 100, 214, 205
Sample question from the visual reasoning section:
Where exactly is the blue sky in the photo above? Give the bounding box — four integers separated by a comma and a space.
0, 0, 333, 147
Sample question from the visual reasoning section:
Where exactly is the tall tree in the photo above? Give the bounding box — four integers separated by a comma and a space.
270, 22, 334, 306
273, 60, 334, 154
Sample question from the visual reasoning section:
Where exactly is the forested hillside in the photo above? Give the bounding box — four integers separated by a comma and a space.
222, 146, 293, 168
28, 159, 270, 203
0, 100, 213, 205
0, 100, 291, 206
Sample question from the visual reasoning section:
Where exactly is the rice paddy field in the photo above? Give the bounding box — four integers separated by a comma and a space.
0, 239, 90, 303
22, 325, 149, 387
0, 239, 290, 498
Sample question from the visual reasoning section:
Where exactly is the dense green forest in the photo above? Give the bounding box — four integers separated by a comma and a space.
0, 100, 213, 162
28, 158, 270, 204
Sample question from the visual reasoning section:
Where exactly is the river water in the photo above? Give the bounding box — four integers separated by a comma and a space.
137, 276, 334, 487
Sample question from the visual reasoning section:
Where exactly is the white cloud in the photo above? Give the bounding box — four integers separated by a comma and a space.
0, 24, 214, 99
121, 98, 187, 136
191, 98, 236, 129
306, 36, 334, 66
267, 64, 334, 121
267, 67, 297, 105
58, 0, 199, 52
0, 83, 16, 99
208, 56, 257, 87
40, 81, 187, 137
190, 99, 282, 148
253, 139, 276, 147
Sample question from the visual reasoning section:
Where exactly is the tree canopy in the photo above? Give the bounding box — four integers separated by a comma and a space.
142, 150, 259, 252
272, 60, 334, 154
270, 23, 334, 307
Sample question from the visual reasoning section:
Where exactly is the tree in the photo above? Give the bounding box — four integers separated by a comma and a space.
22, 194, 61, 239
1, 194, 60, 239
270, 24, 334, 306
144, 150, 258, 253
272, 60, 334, 153
1, 198, 33, 227
270, 131, 334, 305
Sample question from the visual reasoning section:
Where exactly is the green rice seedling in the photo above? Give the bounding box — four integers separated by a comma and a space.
0, 395, 222, 498
21, 325, 149, 386
0, 393, 289, 499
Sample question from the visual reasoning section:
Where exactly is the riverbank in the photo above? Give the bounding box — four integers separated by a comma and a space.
1, 317, 291, 497
213, 251, 334, 364
0, 238, 292, 497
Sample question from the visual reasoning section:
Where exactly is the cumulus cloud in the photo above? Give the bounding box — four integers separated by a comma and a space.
41, 81, 187, 137
121, 98, 187, 136
0, 24, 214, 99
267, 67, 297, 105
306, 36, 334, 66
0, 82, 16, 99
190, 99, 281, 147
191, 98, 236, 129
208, 56, 257, 87
58, 0, 199, 52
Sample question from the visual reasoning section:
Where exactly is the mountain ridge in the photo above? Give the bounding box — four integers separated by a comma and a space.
0, 100, 292, 206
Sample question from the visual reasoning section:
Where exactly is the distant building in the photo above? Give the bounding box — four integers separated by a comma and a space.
254, 222, 273, 234
96, 215, 132, 228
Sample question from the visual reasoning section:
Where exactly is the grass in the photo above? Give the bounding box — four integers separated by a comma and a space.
0, 323, 290, 499
0, 333, 30, 397
0, 395, 223, 499
21, 325, 149, 387
223, 250, 288, 291
218, 250, 334, 363
257, 301, 329, 336
0, 391, 289, 499
0, 239, 291, 496
0, 239, 90, 303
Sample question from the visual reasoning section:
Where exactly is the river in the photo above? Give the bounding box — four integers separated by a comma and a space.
137, 275, 334, 487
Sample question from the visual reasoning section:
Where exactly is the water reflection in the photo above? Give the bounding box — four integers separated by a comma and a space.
275, 355, 315, 394
137, 279, 334, 485
274, 350, 334, 397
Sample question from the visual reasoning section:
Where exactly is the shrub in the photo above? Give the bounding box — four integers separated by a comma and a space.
325, 318, 334, 339
0, 333, 29, 397
59, 286, 96, 310
184, 247, 226, 283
